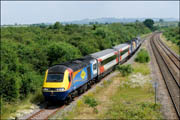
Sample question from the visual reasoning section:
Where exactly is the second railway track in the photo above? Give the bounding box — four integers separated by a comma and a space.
150, 33, 180, 118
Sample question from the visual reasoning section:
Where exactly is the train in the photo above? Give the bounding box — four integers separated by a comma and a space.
42, 37, 142, 103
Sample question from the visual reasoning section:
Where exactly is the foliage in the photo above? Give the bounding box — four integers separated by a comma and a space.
47, 42, 81, 66
104, 83, 162, 119
133, 63, 150, 75
84, 95, 98, 113
162, 26, 180, 46
84, 96, 98, 108
143, 19, 155, 31
135, 49, 150, 63
116, 64, 133, 76
1, 22, 150, 107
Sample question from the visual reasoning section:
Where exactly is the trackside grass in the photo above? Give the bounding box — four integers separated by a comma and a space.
160, 35, 179, 55
56, 62, 162, 119
1, 89, 44, 119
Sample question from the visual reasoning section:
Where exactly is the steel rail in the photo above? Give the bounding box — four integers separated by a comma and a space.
157, 35, 180, 70
150, 33, 180, 118
155, 35, 180, 87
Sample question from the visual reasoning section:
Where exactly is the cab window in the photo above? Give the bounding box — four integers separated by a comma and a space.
68, 75, 71, 82
47, 74, 64, 82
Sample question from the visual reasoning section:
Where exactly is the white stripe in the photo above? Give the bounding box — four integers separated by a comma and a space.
104, 59, 117, 71
121, 53, 128, 61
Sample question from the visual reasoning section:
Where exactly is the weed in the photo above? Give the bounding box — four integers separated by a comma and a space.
83, 96, 98, 114
103, 80, 112, 87
135, 49, 150, 63
116, 64, 133, 76
133, 63, 150, 75
76, 99, 83, 107
84, 96, 98, 108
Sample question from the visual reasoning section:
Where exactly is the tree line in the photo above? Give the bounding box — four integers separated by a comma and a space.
162, 26, 180, 46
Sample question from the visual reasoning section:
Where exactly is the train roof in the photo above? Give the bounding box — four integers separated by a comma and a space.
113, 43, 129, 50
90, 49, 115, 58
48, 56, 94, 73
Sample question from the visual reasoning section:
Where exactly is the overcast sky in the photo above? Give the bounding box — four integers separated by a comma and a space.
1, 1, 179, 25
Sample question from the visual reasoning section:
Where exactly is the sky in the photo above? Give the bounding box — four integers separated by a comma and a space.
1, 1, 179, 25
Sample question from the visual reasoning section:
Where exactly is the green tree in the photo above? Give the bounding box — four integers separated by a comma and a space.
53, 21, 61, 29
159, 19, 164, 22
47, 42, 81, 66
143, 19, 154, 30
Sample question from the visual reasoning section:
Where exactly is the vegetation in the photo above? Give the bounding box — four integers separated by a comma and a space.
116, 64, 133, 76
84, 96, 98, 113
135, 49, 150, 63
143, 19, 155, 31
0, 21, 151, 118
162, 26, 180, 46
154, 21, 179, 28
57, 62, 162, 119
161, 35, 179, 55
104, 87, 162, 119
133, 63, 150, 75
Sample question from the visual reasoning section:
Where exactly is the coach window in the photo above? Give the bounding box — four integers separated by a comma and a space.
101, 55, 117, 66
121, 48, 129, 56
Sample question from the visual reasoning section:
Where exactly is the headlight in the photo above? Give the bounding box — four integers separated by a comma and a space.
43, 88, 49, 91
56, 88, 65, 91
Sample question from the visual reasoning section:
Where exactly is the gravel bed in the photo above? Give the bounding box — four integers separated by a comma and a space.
147, 33, 178, 119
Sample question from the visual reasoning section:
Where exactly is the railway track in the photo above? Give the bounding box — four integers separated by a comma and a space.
27, 104, 65, 120
26, 71, 118, 120
150, 33, 180, 119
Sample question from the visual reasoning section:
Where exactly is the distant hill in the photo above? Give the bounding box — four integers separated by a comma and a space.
62, 17, 179, 24
1, 17, 178, 27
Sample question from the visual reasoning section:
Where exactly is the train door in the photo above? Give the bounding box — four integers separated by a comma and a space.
90, 59, 98, 78
87, 66, 91, 80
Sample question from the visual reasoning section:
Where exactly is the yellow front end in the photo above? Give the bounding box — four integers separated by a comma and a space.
43, 69, 71, 91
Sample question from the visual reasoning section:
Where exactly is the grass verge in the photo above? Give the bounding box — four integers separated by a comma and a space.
57, 62, 162, 119
1, 88, 44, 119
161, 35, 179, 55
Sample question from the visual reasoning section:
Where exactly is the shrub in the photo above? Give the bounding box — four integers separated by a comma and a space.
84, 96, 98, 108
116, 64, 133, 76
135, 49, 150, 63
84, 96, 98, 113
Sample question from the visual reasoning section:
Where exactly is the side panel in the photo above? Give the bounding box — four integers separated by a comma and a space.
103, 59, 117, 70
121, 52, 129, 60
87, 66, 91, 80
97, 53, 118, 74
72, 66, 89, 90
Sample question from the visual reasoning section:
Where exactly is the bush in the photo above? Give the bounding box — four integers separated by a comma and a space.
135, 49, 150, 63
163, 26, 180, 46
116, 64, 133, 76
84, 96, 98, 108
84, 95, 98, 113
